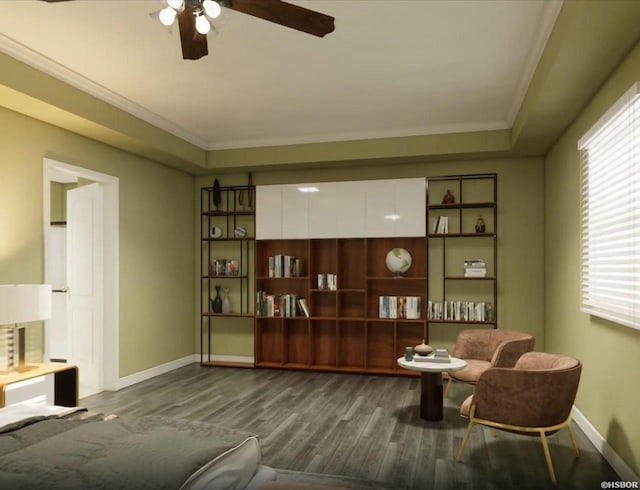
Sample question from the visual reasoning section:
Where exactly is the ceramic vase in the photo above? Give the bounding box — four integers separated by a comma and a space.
222, 287, 231, 314
212, 285, 223, 313
414, 339, 433, 355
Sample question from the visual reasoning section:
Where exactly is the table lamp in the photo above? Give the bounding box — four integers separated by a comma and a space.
0, 284, 52, 373
0, 285, 17, 373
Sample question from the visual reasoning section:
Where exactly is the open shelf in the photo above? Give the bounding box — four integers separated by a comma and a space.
200, 182, 255, 367
426, 174, 498, 331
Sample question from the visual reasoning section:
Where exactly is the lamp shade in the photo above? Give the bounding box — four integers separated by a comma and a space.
15, 284, 52, 323
0, 285, 17, 325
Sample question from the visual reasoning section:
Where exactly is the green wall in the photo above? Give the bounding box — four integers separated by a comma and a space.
545, 38, 640, 475
0, 105, 195, 377
200, 157, 545, 356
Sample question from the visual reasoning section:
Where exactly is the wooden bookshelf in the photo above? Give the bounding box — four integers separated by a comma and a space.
255, 237, 427, 376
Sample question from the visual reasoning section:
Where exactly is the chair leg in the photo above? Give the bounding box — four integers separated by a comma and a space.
539, 431, 557, 485
444, 377, 452, 397
456, 421, 475, 462
567, 424, 580, 457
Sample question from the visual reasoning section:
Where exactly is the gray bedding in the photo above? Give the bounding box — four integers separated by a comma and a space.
0, 413, 258, 489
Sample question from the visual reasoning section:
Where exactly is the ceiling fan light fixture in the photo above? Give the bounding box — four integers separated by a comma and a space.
158, 5, 178, 26
202, 0, 221, 19
194, 12, 211, 34
167, 0, 184, 10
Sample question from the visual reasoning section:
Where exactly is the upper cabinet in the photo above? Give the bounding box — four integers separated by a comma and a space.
256, 178, 425, 239
255, 184, 282, 239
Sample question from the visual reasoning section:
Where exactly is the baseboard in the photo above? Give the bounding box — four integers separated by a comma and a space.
205, 354, 254, 366
116, 354, 198, 390
572, 405, 639, 482
115, 354, 255, 390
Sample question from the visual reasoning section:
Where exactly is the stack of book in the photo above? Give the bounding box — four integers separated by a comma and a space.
463, 258, 486, 277
209, 258, 239, 276
317, 273, 337, 290
427, 300, 494, 322
432, 216, 449, 234
268, 255, 304, 278
256, 291, 309, 317
379, 296, 421, 319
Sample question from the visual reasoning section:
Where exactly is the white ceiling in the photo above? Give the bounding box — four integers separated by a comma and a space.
0, 0, 562, 151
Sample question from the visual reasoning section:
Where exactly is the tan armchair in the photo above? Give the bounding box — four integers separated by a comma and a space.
455, 352, 582, 484
445, 329, 535, 396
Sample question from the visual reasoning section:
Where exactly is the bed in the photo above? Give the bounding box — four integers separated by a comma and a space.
0, 404, 277, 489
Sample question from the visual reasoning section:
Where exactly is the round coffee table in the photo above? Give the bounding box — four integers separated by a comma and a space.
397, 356, 467, 421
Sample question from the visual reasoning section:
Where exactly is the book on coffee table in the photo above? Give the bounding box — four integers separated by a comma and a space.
413, 354, 450, 363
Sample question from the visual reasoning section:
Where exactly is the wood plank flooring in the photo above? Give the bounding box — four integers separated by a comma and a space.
81, 365, 619, 490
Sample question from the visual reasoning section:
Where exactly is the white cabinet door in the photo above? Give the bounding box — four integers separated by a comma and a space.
365, 179, 396, 237
394, 178, 426, 237
256, 185, 282, 239
282, 184, 309, 238
308, 183, 334, 237
335, 181, 366, 238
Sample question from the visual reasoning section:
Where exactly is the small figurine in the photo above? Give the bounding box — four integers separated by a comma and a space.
442, 190, 455, 204
475, 216, 486, 233
212, 178, 221, 211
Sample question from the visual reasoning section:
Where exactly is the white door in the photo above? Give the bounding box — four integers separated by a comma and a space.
67, 183, 104, 396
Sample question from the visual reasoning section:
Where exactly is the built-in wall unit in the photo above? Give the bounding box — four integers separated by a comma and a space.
255, 178, 425, 375
251, 175, 498, 376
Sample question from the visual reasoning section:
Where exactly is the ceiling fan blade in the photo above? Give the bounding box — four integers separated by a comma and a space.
227, 0, 335, 37
177, 6, 209, 60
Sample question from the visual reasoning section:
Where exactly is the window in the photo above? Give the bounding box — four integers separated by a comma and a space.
578, 82, 640, 330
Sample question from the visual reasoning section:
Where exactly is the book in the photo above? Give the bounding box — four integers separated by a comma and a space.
388, 296, 398, 319
297, 298, 310, 317
413, 354, 450, 363
464, 269, 487, 277
436, 216, 449, 234
464, 258, 486, 266
434, 348, 449, 358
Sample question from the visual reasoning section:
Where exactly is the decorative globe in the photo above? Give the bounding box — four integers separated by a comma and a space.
385, 248, 412, 274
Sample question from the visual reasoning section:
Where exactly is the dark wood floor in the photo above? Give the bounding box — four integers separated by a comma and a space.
81, 364, 619, 490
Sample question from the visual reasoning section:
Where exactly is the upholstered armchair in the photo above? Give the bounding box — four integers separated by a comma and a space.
455, 352, 582, 484
444, 329, 535, 396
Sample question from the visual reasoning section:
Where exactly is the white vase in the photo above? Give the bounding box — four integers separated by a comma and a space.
222, 288, 231, 314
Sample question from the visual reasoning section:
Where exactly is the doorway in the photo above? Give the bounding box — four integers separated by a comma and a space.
43, 158, 119, 397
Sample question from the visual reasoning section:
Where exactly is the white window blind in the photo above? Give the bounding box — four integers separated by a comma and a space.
578, 82, 640, 330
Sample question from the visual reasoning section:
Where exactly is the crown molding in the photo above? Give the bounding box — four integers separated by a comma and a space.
0, 32, 209, 149
505, 0, 564, 128
206, 119, 510, 151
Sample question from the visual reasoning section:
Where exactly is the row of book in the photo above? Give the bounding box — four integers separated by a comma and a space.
464, 258, 487, 277
427, 300, 493, 322
209, 258, 239, 276
268, 255, 304, 278
317, 273, 337, 290
432, 216, 449, 234
256, 291, 310, 317
379, 296, 421, 320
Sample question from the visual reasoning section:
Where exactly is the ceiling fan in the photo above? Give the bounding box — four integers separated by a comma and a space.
39, 0, 335, 61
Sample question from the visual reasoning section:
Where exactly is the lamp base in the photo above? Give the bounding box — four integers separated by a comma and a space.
17, 327, 37, 372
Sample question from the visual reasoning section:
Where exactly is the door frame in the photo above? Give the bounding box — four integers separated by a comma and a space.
43, 158, 119, 392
